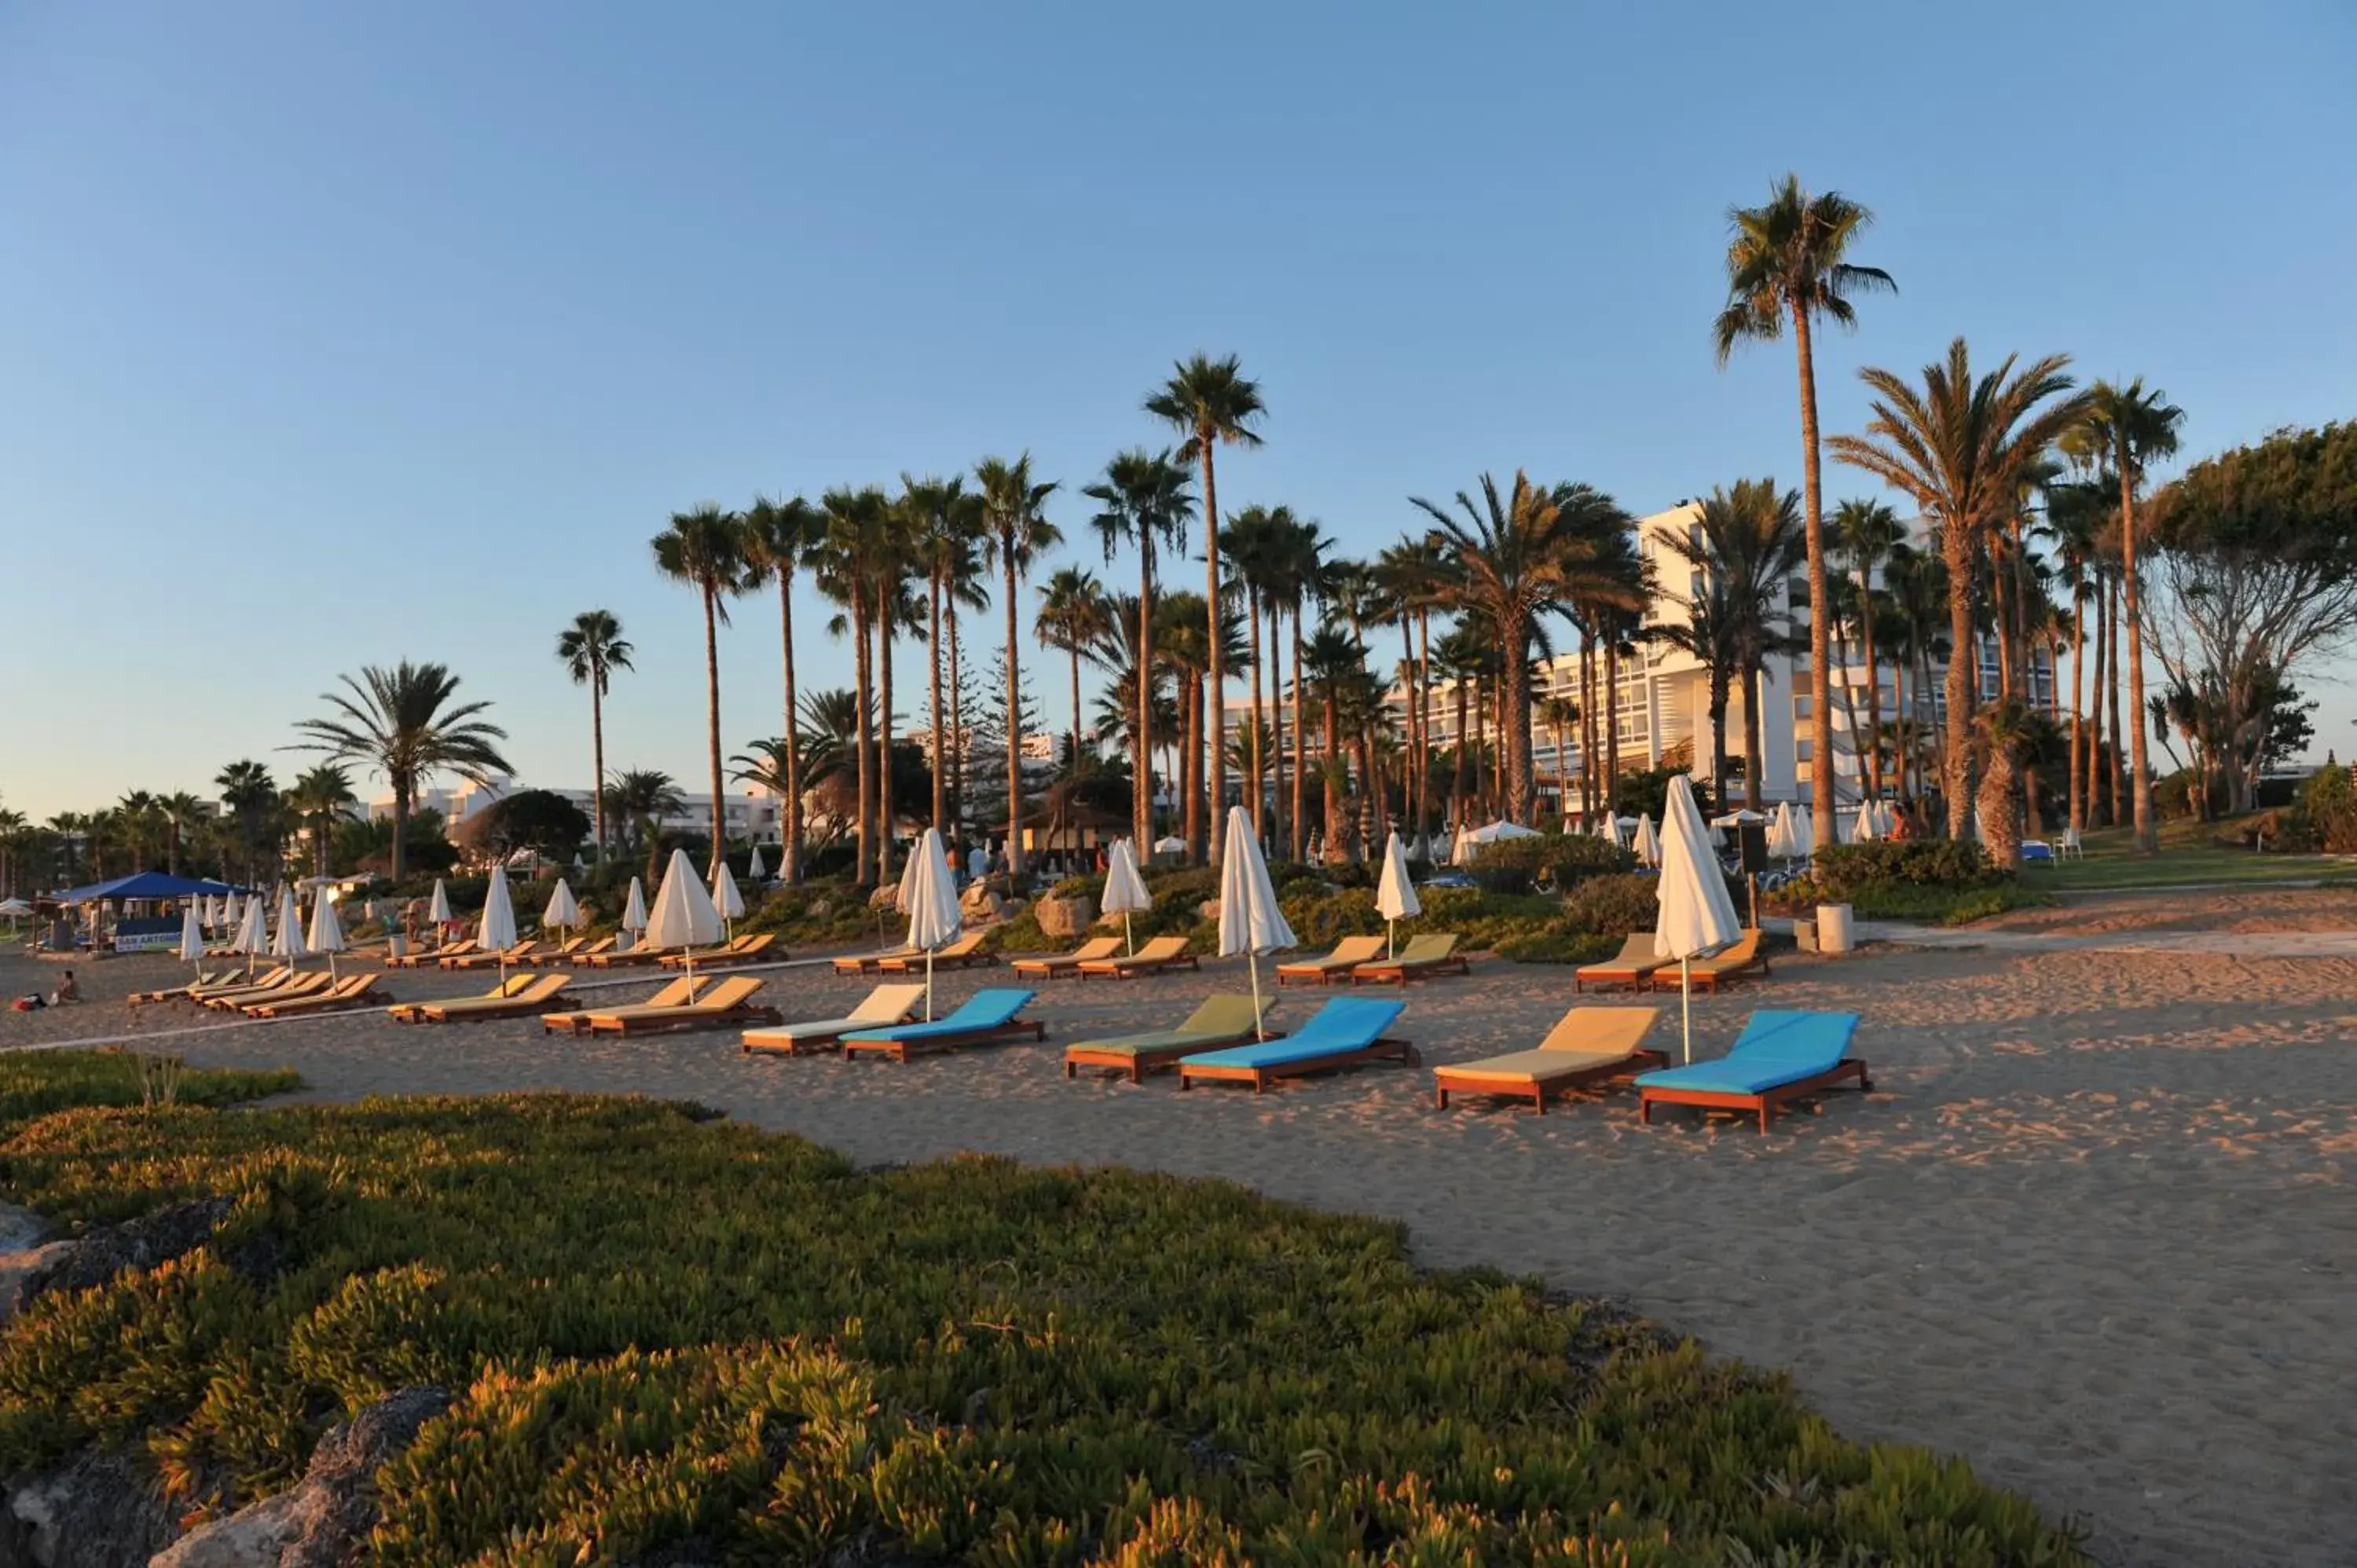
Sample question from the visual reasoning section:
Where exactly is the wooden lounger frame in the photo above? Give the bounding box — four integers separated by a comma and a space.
1349, 953, 1470, 987
1637, 1057, 1871, 1134
1431, 1048, 1668, 1116
244, 977, 390, 1018
1645, 951, 1772, 994
1177, 1037, 1420, 1094
1074, 952, 1200, 981
1062, 1028, 1277, 1086
1572, 963, 1667, 993
831, 951, 913, 976
841, 1017, 1047, 1063
588, 1001, 783, 1038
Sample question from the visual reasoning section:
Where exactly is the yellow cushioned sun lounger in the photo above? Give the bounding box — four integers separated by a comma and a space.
1431, 1006, 1666, 1116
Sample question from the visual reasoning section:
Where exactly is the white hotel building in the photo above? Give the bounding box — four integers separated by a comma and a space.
1405, 501, 2047, 811
369, 778, 783, 841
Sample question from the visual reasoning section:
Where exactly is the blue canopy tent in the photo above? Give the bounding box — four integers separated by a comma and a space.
55, 871, 242, 905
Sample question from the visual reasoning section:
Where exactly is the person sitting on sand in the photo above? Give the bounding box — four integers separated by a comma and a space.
51, 969, 79, 1005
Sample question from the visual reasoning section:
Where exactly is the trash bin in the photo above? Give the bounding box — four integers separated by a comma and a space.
1816, 903, 1854, 954
387, 933, 408, 961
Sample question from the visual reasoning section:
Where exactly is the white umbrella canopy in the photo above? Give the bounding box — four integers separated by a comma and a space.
427, 878, 453, 925
1217, 805, 1296, 1036
224, 890, 246, 929
306, 890, 346, 976
1853, 800, 1881, 843
1101, 838, 1153, 954
270, 887, 307, 964
746, 845, 767, 882
621, 877, 649, 931
478, 866, 519, 983
1471, 819, 1541, 844
900, 828, 961, 1020
712, 863, 747, 932
1373, 830, 1421, 958
1630, 814, 1662, 869
646, 849, 723, 970
232, 896, 269, 969
1592, 813, 1620, 844
177, 907, 206, 969
543, 878, 582, 933
1767, 802, 1800, 860
1153, 835, 1187, 857
1449, 824, 1475, 866
1655, 775, 1743, 1064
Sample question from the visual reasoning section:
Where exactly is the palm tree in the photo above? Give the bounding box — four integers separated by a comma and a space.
975, 454, 1061, 877
1410, 473, 1624, 822
1974, 700, 2037, 867
1085, 449, 1194, 852
812, 487, 892, 885
603, 768, 686, 885
1274, 514, 1330, 855
904, 475, 986, 837
214, 761, 277, 885
1651, 551, 1744, 808
283, 764, 356, 878
1715, 175, 1896, 846
1829, 500, 1905, 800
742, 494, 823, 881
289, 662, 510, 881
2063, 379, 2185, 855
1146, 354, 1266, 859
651, 504, 751, 875
1036, 566, 1115, 774
2040, 476, 2108, 834
1538, 694, 1580, 823
1223, 504, 1283, 837
555, 610, 634, 860
159, 791, 208, 877
1827, 339, 2089, 837
1375, 531, 1450, 841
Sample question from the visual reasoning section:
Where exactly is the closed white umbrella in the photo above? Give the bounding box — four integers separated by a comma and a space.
620, 876, 648, 948
1655, 775, 1743, 1064
1101, 838, 1152, 954
177, 905, 205, 973
1593, 813, 1619, 844
1767, 802, 1799, 860
746, 845, 766, 882
1853, 800, 1880, 843
224, 890, 246, 930
1450, 823, 1475, 866
427, 877, 453, 928
478, 866, 519, 983
270, 886, 307, 965
1153, 834, 1186, 857
1796, 805, 1817, 855
1217, 805, 1296, 1037
900, 827, 961, 1020
1630, 813, 1662, 869
306, 889, 346, 978
231, 896, 269, 976
542, 878, 581, 935
1374, 830, 1420, 958
1877, 800, 1900, 838
645, 848, 722, 976
712, 862, 746, 936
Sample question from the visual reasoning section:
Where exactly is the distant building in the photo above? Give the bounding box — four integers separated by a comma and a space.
369, 777, 782, 841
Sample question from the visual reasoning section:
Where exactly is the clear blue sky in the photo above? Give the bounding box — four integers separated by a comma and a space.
5, 1, 2352, 819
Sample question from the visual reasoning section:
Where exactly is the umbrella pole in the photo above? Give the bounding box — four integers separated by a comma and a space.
1248, 954, 1265, 1040
1124, 912, 1134, 956
1387, 918, 1396, 960
925, 950, 935, 1022
1680, 956, 1693, 1064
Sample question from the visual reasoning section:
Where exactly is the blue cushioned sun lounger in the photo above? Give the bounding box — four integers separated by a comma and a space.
1177, 996, 1415, 1093
839, 987, 1043, 1061
1634, 1009, 1869, 1133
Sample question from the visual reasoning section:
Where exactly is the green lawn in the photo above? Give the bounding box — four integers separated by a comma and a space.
0, 1058, 2081, 1565
2022, 821, 2345, 892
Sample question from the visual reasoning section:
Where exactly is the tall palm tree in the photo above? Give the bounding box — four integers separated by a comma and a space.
1222, 504, 1282, 837
1036, 566, 1115, 774
1673, 482, 1805, 810
2062, 379, 2184, 855
555, 610, 634, 860
1270, 512, 1329, 857
1651, 550, 1745, 807
283, 764, 355, 878
1376, 531, 1450, 841
651, 504, 751, 875
1086, 450, 1194, 851
1828, 339, 2089, 837
812, 486, 892, 885
1829, 500, 1905, 798
742, 494, 823, 881
1146, 354, 1266, 859
159, 790, 209, 877
1715, 175, 1896, 845
975, 454, 1061, 877
1538, 694, 1581, 823
214, 760, 278, 885
2040, 476, 2108, 834
603, 768, 686, 885
903, 475, 985, 837
289, 662, 510, 881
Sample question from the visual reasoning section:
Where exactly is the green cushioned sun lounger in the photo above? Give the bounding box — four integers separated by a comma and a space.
1061, 994, 1279, 1084
1635, 1009, 1869, 1133
1177, 996, 1414, 1093
839, 987, 1043, 1061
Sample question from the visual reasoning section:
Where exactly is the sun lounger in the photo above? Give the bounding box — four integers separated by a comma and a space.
533, 974, 703, 1033
831, 947, 915, 976
182, 966, 294, 1003
564, 936, 619, 965
1275, 936, 1385, 987
875, 932, 989, 973
204, 971, 332, 1011
442, 940, 541, 971
389, 940, 473, 969
1008, 936, 1123, 980
740, 983, 927, 1055
1646, 929, 1769, 993
1350, 932, 1468, 987
581, 941, 665, 969
1074, 935, 1198, 980
387, 973, 536, 1023
1431, 1006, 1666, 1115
1574, 933, 1672, 993
1177, 997, 1415, 1093
577, 976, 780, 1037
838, 987, 1043, 1062
128, 970, 230, 1006
1635, 1009, 1869, 1133
657, 932, 779, 970
243, 973, 389, 1017
1062, 994, 1280, 1084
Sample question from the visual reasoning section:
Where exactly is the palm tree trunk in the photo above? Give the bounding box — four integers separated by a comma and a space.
1268, 599, 1287, 855
2068, 592, 2086, 835
1003, 550, 1025, 878
2106, 577, 2126, 826
1200, 441, 1225, 864
852, 597, 874, 886
780, 573, 804, 883
391, 789, 409, 882
1069, 644, 1083, 778
1604, 634, 1622, 814
1940, 530, 1978, 839
589, 676, 608, 861
1182, 659, 1204, 862
1791, 304, 1835, 849
1708, 674, 1730, 810
1450, 672, 1468, 833
2088, 581, 2110, 826
1247, 596, 1266, 835
946, 598, 963, 844
1290, 606, 1308, 858
1136, 550, 1155, 854
2120, 468, 2157, 853
702, 588, 726, 878
1417, 610, 1433, 840
929, 573, 947, 835
878, 587, 897, 884
1859, 568, 1885, 800
1578, 642, 1596, 822
1978, 751, 2022, 868
1743, 661, 1765, 810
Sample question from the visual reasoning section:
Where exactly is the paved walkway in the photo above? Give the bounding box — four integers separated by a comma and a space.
1856, 920, 2357, 958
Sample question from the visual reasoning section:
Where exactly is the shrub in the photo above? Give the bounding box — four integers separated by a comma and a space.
1468, 834, 1631, 892
1558, 874, 1659, 939
0, 1079, 2076, 1563
2287, 762, 2357, 853
1807, 841, 2000, 896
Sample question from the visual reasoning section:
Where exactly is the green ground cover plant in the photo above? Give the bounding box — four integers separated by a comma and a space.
0, 1074, 2078, 1565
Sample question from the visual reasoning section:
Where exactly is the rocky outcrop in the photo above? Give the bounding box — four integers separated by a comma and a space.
1, 1453, 178, 1568
0, 1198, 233, 1328
1032, 893, 1093, 939
148, 1387, 450, 1568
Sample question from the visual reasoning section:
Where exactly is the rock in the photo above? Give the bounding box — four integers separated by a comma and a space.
0, 1244, 81, 1328
959, 885, 1003, 923
1033, 893, 1094, 939
1197, 899, 1222, 923
0, 1203, 47, 1254
150, 1387, 450, 1568
805, 898, 831, 920
0, 1197, 232, 1328
867, 885, 898, 910
5, 1452, 178, 1568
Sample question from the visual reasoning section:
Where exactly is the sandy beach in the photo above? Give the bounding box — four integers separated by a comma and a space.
5, 911, 2352, 1567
